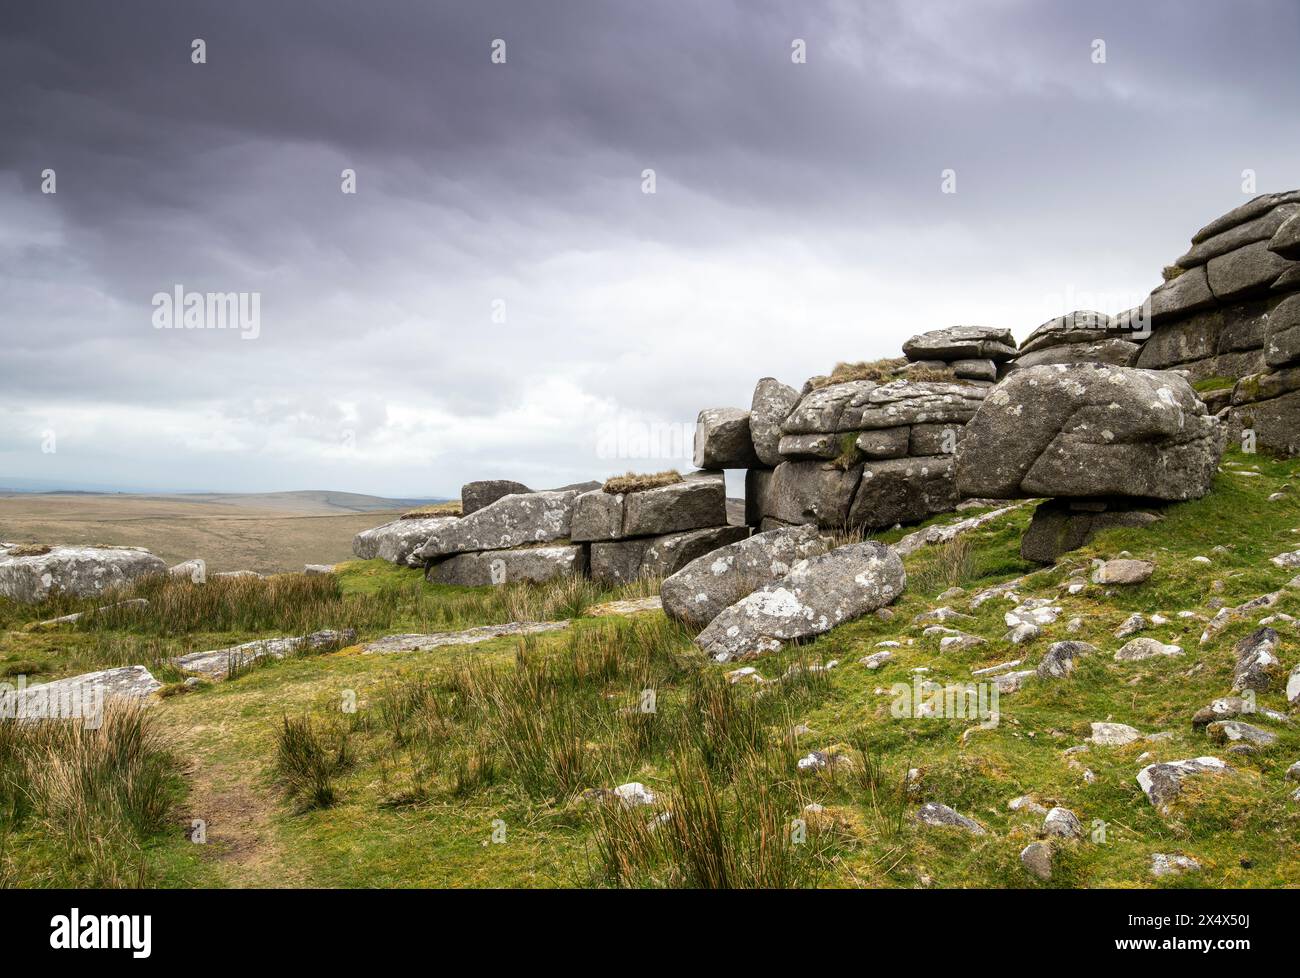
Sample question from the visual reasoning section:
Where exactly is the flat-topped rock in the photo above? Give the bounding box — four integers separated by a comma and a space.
622, 471, 727, 537
1137, 756, 1234, 813
1192, 190, 1300, 243
412, 490, 580, 560
841, 380, 988, 431
956, 365, 1222, 501
694, 541, 904, 661
902, 326, 1017, 362
694, 408, 760, 468
353, 516, 459, 566
1019, 311, 1125, 354
173, 629, 356, 679
1014, 338, 1141, 370
0, 546, 166, 603
428, 545, 586, 586
913, 801, 986, 834
0, 665, 162, 720
661, 524, 829, 630
363, 621, 570, 654
1178, 201, 1300, 269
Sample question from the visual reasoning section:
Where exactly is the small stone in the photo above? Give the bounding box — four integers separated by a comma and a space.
613, 782, 657, 808
1150, 853, 1202, 878
1037, 641, 1098, 679
859, 651, 893, 670
1043, 806, 1083, 840
1092, 559, 1155, 585
914, 802, 985, 835
1009, 795, 1048, 815
1206, 720, 1278, 747
1115, 638, 1184, 662
1115, 613, 1147, 638
1090, 722, 1142, 746
1005, 622, 1041, 645
1020, 842, 1053, 880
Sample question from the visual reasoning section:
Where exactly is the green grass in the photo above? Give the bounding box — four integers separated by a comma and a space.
3, 449, 1299, 888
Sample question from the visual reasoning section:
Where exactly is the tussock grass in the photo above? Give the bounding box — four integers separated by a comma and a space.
400, 502, 462, 519
0, 703, 179, 886
603, 470, 683, 494
274, 715, 351, 809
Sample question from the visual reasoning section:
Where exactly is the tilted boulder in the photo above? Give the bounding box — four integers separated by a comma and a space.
902, 326, 1017, 362
1017, 311, 1128, 355
749, 377, 801, 467
956, 365, 1222, 501
694, 408, 760, 468
661, 524, 829, 630
1268, 210, 1300, 261
0, 546, 166, 604
411, 490, 579, 561
461, 480, 532, 515
1014, 338, 1141, 370
354, 517, 458, 566
693, 541, 905, 661
429, 545, 586, 586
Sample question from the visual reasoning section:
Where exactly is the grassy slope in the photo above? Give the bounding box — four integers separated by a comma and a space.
3, 449, 1298, 888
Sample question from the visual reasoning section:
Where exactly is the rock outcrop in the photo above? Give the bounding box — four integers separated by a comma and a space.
957, 364, 1223, 561
0, 546, 166, 604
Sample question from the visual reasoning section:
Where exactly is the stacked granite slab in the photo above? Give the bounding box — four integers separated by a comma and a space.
1134, 190, 1300, 454
1011, 310, 1145, 370
721, 329, 1010, 533
900, 324, 1018, 383
570, 471, 749, 586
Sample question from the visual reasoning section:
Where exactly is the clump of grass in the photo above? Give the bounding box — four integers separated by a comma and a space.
807, 358, 909, 390
904, 365, 961, 383
603, 470, 683, 494
848, 729, 910, 836
400, 502, 462, 519
3, 544, 53, 557
908, 535, 976, 595
274, 715, 351, 809
0, 702, 179, 886
501, 574, 601, 622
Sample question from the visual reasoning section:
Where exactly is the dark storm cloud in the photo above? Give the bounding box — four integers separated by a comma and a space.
1, 0, 1298, 493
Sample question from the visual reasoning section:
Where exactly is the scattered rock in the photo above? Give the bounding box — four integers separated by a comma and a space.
169, 558, 207, 583
1137, 756, 1234, 812
1090, 722, 1142, 746
1115, 613, 1147, 638
612, 782, 657, 808
1150, 853, 1202, 878
0, 546, 166, 603
1092, 559, 1155, 585
914, 801, 986, 835
1206, 720, 1278, 747
1043, 806, 1083, 840
860, 650, 893, 670
174, 629, 356, 679
1020, 841, 1053, 881
1231, 627, 1282, 693
363, 621, 570, 654
1115, 638, 1184, 662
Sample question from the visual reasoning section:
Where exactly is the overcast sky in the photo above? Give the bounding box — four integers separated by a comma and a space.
2, 0, 1297, 497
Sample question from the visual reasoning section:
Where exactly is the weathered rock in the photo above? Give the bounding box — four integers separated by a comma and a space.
462, 480, 532, 515
1018, 500, 1163, 564
363, 621, 570, 654
1137, 756, 1233, 812
1014, 338, 1141, 370
1206, 240, 1292, 299
781, 381, 875, 435
902, 326, 1017, 362
661, 524, 827, 630
1191, 696, 1255, 728
354, 516, 458, 566
303, 564, 334, 575
1206, 720, 1278, 747
169, 558, 207, 583
1019, 311, 1130, 354
0, 665, 162, 720
1043, 806, 1083, 839
612, 782, 657, 808
854, 427, 911, 459
1150, 853, 1202, 878
777, 432, 844, 460
893, 504, 1025, 558
952, 358, 997, 382
429, 545, 587, 586
1020, 841, 1052, 881
860, 650, 893, 669
0, 546, 166, 603
908, 423, 963, 456
694, 541, 905, 661
640, 526, 750, 578
750, 378, 802, 467
848, 455, 958, 529
412, 490, 580, 560
1115, 638, 1183, 662
570, 489, 625, 542
1193, 191, 1300, 244
1231, 627, 1281, 693
621, 471, 727, 537
1232, 390, 1300, 456
956, 365, 1222, 501
1148, 265, 1215, 322
1091, 559, 1155, 586
1289, 663, 1300, 706
761, 460, 862, 527
843, 380, 988, 430
913, 801, 986, 834
1037, 641, 1098, 679
1178, 202, 1300, 268
173, 629, 355, 680
1269, 210, 1300, 261
1090, 722, 1142, 746
694, 408, 760, 469
1264, 294, 1300, 368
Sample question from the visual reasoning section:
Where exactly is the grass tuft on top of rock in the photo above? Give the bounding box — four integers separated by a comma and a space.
399, 501, 462, 520
603, 470, 683, 494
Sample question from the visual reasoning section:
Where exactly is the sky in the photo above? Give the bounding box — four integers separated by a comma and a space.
2, 0, 1298, 497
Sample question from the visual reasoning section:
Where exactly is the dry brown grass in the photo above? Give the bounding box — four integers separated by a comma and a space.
903, 365, 961, 383
3, 544, 52, 557
806, 358, 908, 390
400, 502, 462, 520
603, 470, 683, 494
